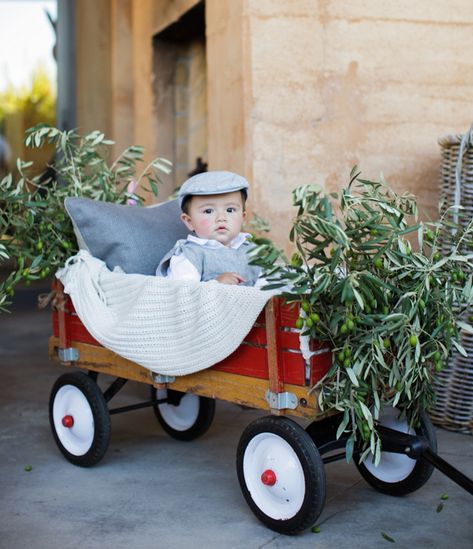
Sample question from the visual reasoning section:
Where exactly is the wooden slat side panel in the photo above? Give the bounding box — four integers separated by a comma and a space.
279, 329, 301, 350
212, 345, 269, 379
52, 295, 332, 389
266, 299, 284, 394
311, 352, 333, 385
280, 351, 305, 386
69, 316, 101, 346
52, 311, 102, 347
243, 326, 267, 346
48, 337, 321, 419
279, 300, 299, 326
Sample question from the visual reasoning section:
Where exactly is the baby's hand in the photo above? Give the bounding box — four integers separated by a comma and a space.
216, 272, 246, 285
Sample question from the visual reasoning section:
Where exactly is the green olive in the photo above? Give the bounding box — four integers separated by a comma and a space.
310, 312, 321, 323
374, 257, 383, 269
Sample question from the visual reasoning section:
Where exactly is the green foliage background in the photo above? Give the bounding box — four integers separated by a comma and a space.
0, 68, 56, 131
0, 124, 171, 311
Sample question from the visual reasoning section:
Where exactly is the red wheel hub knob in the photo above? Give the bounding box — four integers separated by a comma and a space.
62, 415, 74, 428
261, 469, 277, 486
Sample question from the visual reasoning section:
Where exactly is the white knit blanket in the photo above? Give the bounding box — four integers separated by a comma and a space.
56, 250, 275, 375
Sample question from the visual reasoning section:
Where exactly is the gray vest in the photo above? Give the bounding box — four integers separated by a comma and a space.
157, 239, 261, 286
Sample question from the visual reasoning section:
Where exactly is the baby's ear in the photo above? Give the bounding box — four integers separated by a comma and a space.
180, 212, 194, 231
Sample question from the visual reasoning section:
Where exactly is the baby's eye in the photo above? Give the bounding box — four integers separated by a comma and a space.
226, 207, 237, 213
203, 208, 213, 214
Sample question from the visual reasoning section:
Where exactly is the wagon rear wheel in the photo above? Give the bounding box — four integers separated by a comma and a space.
49, 372, 111, 467
236, 416, 326, 535
151, 387, 215, 441
356, 407, 437, 496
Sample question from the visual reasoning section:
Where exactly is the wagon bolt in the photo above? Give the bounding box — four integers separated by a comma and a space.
261, 469, 277, 486
405, 446, 411, 454
62, 415, 74, 428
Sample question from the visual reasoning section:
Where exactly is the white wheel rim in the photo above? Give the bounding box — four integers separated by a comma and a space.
157, 389, 200, 431
243, 432, 305, 520
52, 385, 95, 456
363, 406, 416, 483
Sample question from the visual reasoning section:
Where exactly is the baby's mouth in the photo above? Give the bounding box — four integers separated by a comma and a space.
216, 226, 227, 232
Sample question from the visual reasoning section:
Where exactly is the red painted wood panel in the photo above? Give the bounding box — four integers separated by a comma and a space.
52, 296, 332, 387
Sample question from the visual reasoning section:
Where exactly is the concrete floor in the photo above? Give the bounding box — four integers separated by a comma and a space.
1, 289, 473, 549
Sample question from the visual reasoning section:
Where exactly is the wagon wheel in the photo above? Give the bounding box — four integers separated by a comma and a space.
151, 387, 215, 441
49, 371, 111, 467
356, 407, 437, 496
236, 416, 326, 535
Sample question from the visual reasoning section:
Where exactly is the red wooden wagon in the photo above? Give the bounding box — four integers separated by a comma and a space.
48, 281, 471, 534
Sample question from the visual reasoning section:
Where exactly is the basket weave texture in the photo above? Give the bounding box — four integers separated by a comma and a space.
430, 126, 473, 434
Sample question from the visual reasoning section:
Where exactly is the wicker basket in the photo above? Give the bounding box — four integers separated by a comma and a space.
429, 125, 473, 434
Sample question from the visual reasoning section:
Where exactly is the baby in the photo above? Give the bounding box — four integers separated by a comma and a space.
156, 171, 262, 286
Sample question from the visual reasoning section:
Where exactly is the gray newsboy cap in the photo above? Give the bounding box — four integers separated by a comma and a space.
178, 171, 249, 208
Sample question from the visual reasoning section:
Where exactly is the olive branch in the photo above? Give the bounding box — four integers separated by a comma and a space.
250, 168, 473, 463
0, 124, 171, 312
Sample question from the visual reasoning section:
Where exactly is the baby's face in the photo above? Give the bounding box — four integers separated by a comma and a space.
181, 191, 246, 246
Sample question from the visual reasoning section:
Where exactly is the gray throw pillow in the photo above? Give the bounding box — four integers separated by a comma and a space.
64, 197, 189, 275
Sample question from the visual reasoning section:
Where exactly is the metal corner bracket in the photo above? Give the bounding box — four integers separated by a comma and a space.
153, 374, 176, 384
265, 390, 298, 410
58, 347, 79, 362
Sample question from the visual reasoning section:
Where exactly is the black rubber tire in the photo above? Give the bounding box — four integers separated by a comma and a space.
151, 387, 215, 441
356, 410, 437, 496
49, 372, 111, 467
236, 416, 326, 535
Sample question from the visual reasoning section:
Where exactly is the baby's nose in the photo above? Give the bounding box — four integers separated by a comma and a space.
216, 210, 227, 220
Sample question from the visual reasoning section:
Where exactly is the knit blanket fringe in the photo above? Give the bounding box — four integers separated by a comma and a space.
56, 250, 275, 376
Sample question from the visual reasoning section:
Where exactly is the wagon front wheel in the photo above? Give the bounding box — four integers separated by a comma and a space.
49, 371, 111, 467
236, 416, 326, 535
151, 387, 215, 441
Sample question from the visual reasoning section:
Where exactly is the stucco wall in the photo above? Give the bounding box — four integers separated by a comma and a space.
76, 0, 202, 197
75, 0, 473, 251
245, 0, 473, 248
